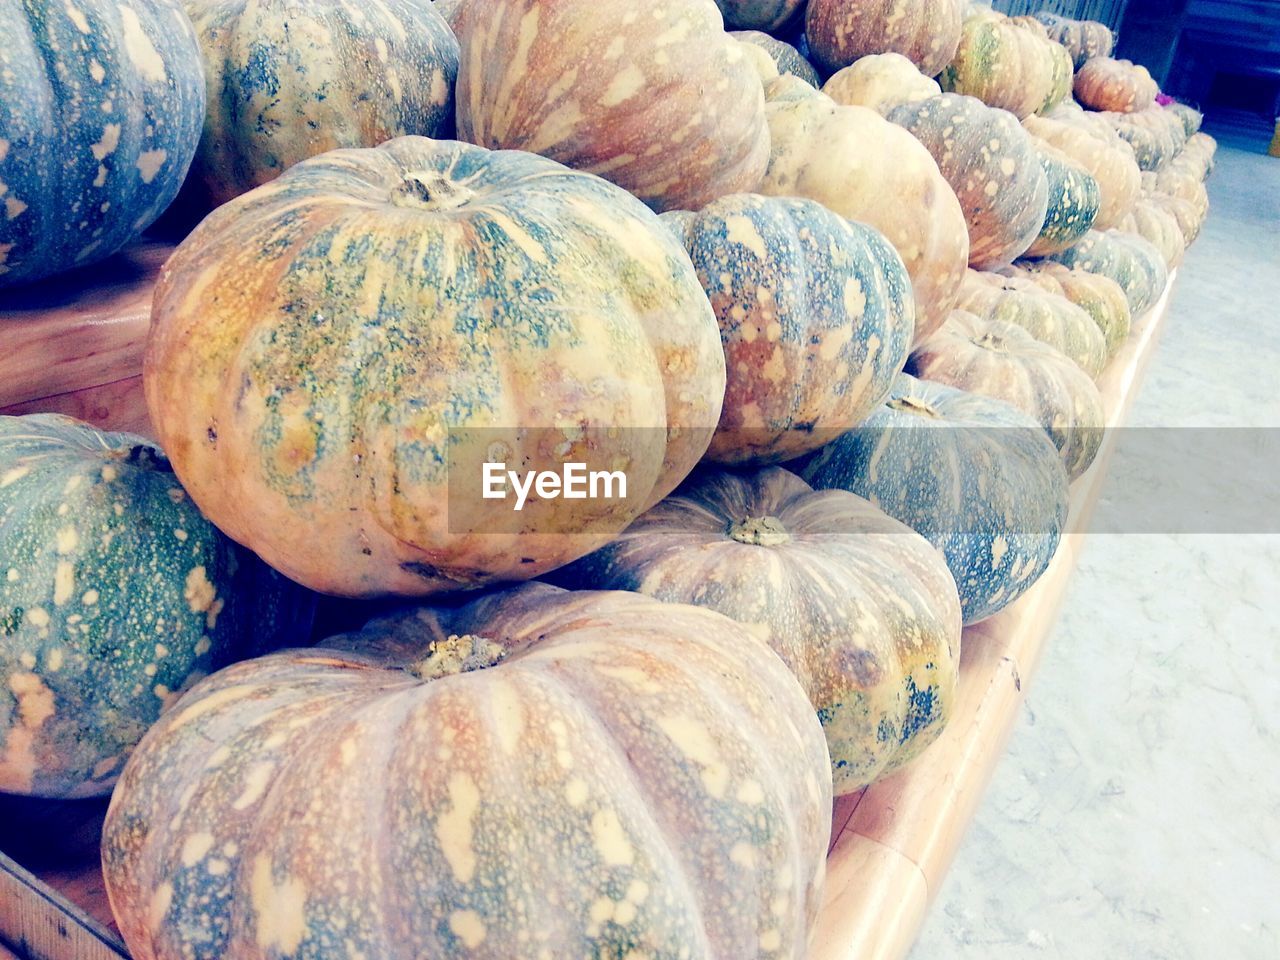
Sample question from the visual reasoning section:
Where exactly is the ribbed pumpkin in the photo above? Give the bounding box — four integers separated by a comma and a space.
1025, 140, 1101, 257
758, 85, 969, 343
1007, 260, 1132, 358
662, 194, 914, 465
1034, 13, 1113, 69
732, 30, 821, 87
429, 0, 463, 24
184, 0, 459, 210
0, 0, 204, 287
1098, 107, 1187, 172
1165, 101, 1203, 137
1145, 167, 1210, 223
938, 9, 1056, 120
821, 53, 941, 116
1023, 113, 1141, 230
1048, 229, 1168, 316
145, 138, 726, 598
102, 583, 832, 959
557, 467, 962, 795
805, 0, 963, 77
0, 414, 311, 799
958, 270, 1107, 378
908, 311, 1105, 480
452, 0, 768, 212
1119, 198, 1186, 268
889, 94, 1049, 270
1040, 39, 1075, 115
715, 0, 804, 31
1147, 191, 1203, 246
800, 375, 1069, 624
1178, 131, 1217, 179
1073, 57, 1158, 114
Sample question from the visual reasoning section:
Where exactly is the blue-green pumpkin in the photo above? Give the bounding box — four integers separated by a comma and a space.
662, 193, 914, 465
0, 414, 312, 798
798, 374, 1069, 624
1024, 140, 1101, 257
730, 30, 821, 86
1048, 228, 1168, 316
0, 0, 204, 287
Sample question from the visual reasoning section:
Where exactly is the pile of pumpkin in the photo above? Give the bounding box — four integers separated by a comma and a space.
0, 0, 1217, 956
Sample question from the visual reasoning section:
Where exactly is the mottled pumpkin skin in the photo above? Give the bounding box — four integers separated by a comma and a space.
1041, 39, 1075, 114
102, 584, 831, 960
145, 138, 725, 598
732, 31, 820, 88
889, 94, 1049, 270
1145, 166, 1210, 226
821, 53, 940, 116
453, 0, 769, 212
1098, 106, 1187, 172
1048, 228, 1168, 316
938, 10, 1056, 120
1147, 192, 1202, 246
1119, 198, 1186, 268
1025, 140, 1101, 257
800, 375, 1069, 624
1023, 113, 1140, 230
759, 85, 969, 344
908, 311, 1104, 480
663, 194, 914, 465
1007, 260, 1131, 358
806, 0, 963, 78
1073, 57, 1157, 114
185, 0, 459, 210
1173, 131, 1216, 181
1034, 13, 1113, 69
558, 468, 961, 795
0, 0, 204, 287
715, 0, 804, 31
0, 415, 310, 798
958, 270, 1107, 378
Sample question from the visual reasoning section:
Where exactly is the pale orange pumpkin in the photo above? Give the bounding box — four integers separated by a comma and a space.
1073, 57, 1158, 114
806, 0, 964, 78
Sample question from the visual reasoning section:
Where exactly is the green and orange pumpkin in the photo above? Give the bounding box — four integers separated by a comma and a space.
938, 8, 1059, 120
1023, 113, 1141, 230
821, 53, 940, 116
1073, 57, 1158, 114
1005, 261, 1132, 358
1034, 13, 1113, 69
1024, 140, 1101, 257
1048, 229, 1168, 316
715, 0, 805, 31
805, 0, 964, 77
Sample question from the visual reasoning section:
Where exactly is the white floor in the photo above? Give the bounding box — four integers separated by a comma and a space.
910, 139, 1280, 958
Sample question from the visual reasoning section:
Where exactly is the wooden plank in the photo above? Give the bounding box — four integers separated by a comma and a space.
0, 376, 153, 439
0, 242, 169, 409
0, 854, 127, 960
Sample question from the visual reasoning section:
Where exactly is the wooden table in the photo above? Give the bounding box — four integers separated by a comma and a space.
0, 252, 1177, 960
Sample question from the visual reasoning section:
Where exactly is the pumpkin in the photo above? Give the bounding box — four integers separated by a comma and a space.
715, 0, 805, 31
183, 0, 459, 211
1165, 101, 1203, 137
429, 0, 464, 24
958, 270, 1107, 377
1145, 167, 1209, 223
821, 53, 941, 116
102, 583, 832, 959
1041, 39, 1075, 115
1024, 140, 1101, 257
144, 137, 726, 598
888, 94, 1049, 270
557, 467, 962, 794
1147, 191, 1203, 246
938, 9, 1056, 120
1023, 113, 1141, 230
1048, 229, 1168, 316
805, 0, 963, 77
0, 0, 204, 287
0, 414, 311, 799
758, 85, 969, 343
800, 374, 1069, 624
1073, 57, 1158, 114
737, 40, 782, 85
1007, 260, 1132, 358
1033, 13, 1113, 69
1179, 131, 1217, 179
1098, 107, 1187, 171
452, 0, 768, 212
662, 193, 914, 465
1118, 198, 1186, 268
908, 311, 1105, 480
733, 30, 821, 87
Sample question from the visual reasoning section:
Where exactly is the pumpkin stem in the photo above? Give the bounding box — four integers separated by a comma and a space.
123, 444, 173, 472
727, 516, 791, 546
405, 634, 507, 681
390, 172, 472, 211
974, 331, 1008, 351
888, 396, 942, 419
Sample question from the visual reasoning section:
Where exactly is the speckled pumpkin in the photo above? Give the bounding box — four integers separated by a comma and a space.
821, 53, 941, 116
1040, 39, 1075, 115
889, 94, 1049, 270
1119, 198, 1186, 268
1023, 113, 1141, 230
102, 583, 832, 959
1048, 228, 1168, 316
662, 194, 914, 465
1164, 101, 1203, 137
557, 467, 962, 794
144, 137, 726, 598
0, 414, 310, 799
0, 0, 204, 287
805, 0, 963, 77
908, 311, 1105, 480
758, 85, 969, 344
1033, 13, 1113, 69
958, 270, 1107, 378
1073, 57, 1157, 114
452, 0, 768, 212
1024, 140, 1100, 257
429, 0, 463, 24
715, 0, 804, 31
800, 375, 1069, 624
1145, 166, 1210, 224
1006, 260, 1132, 358
1178, 131, 1217, 179
938, 9, 1057, 120
1097, 107, 1187, 172
732, 31, 820, 88
1146, 191, 1203, 246
184, 0, 459, 210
